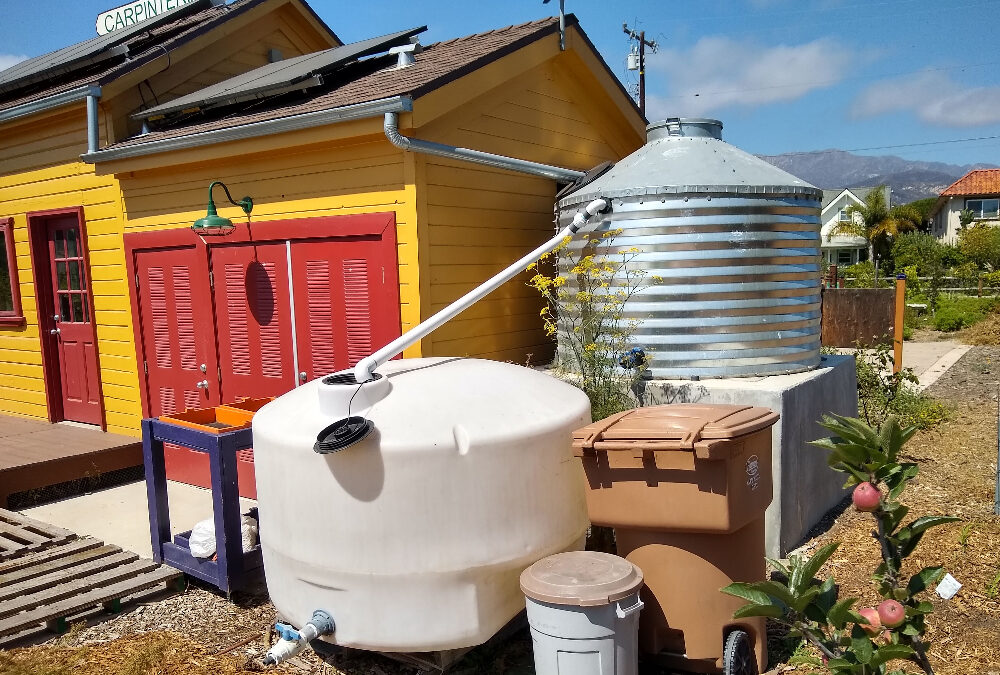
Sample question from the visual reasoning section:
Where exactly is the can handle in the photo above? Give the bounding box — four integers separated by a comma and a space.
615, 596, 644, 619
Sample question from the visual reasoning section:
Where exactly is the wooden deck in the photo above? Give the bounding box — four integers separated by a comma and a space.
0, 416, 141, 507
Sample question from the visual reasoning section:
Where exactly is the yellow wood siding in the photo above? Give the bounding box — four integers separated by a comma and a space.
413, 48, 643, 364
0, 106, 139, 432
117, 133, 422, 386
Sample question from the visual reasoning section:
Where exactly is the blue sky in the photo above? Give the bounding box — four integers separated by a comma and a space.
1, 0, 998, 166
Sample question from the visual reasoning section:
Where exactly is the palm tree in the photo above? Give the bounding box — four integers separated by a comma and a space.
830, 185, 918, 262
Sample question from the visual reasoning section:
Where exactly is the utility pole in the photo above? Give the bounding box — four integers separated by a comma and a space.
623, 23, 657, 117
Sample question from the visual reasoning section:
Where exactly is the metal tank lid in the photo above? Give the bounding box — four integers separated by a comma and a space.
558, 117, 821, 209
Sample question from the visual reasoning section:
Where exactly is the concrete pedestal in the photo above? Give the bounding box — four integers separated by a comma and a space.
639, 354, 858, 558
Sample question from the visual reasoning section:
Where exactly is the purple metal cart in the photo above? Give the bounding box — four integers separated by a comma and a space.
142, 418, 263, 594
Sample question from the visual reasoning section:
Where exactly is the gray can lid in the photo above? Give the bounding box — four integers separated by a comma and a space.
520, 551, 643, 607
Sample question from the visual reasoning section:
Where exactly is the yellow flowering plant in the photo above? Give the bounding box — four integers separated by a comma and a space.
528, 229, 659, 420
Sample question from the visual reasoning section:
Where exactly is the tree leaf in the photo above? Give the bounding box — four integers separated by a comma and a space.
732, 603, 785, 619
827, 596, 858, 629
907, 567, 945, 595
906, 515, 962, 536
747, 580, 796, 607
871, 643, 916, 667
766, 557, 790, 576
793, 543, 840, 594
719, 583, 773, 606
851, 625, 874, 664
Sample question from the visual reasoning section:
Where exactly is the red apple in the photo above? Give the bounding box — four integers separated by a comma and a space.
878, 599, 906, 628
852, 482, 882, 512
857, 607, 882, 635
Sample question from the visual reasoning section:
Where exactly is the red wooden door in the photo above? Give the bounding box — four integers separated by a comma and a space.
291, 237, 402, 380
46, 217, 101, 425
134, 245, 220, 417
209, 242, 296, 399
133, 245, 225, 494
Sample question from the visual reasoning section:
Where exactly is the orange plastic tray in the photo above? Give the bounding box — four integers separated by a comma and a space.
159, 397, 274, 434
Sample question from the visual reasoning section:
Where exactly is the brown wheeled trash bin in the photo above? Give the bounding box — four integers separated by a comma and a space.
572, 404, 779, 675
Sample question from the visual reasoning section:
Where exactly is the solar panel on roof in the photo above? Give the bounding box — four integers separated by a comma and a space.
0, 0, 214, 95
133, 25, 427, 120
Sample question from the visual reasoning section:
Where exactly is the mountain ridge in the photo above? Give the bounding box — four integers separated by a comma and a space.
758, 149, 997, 204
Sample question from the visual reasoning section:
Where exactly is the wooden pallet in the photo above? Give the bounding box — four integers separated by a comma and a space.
0, 508, 75, 560
0, 535, 183, 640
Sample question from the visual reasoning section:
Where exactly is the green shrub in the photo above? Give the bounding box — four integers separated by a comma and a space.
855, 344, 948, 429
934, 306, 969, 331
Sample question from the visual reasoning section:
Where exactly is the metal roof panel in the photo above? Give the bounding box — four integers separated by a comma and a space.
133, 25, 426, 119
0, 0, 215, 95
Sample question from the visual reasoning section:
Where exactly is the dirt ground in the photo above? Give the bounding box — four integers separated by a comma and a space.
3, 347, 999, 674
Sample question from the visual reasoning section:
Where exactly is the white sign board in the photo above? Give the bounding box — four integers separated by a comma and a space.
96, 0, 199, 36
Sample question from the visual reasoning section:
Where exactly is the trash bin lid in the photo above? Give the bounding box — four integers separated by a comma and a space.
572, 404, 779, 456
520, 551, 643, 607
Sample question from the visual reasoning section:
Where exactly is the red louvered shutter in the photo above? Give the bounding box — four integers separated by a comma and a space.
210, 243, 296, 399
291, 236, 400, 381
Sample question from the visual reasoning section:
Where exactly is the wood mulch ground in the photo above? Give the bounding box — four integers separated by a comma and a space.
3, 346, 998, 674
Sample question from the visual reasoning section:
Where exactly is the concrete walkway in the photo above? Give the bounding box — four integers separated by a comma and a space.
838, 339, 970, 391
21, 480, 255, 559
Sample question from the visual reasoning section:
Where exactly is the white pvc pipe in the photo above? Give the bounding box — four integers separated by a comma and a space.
354, 198, 609, 382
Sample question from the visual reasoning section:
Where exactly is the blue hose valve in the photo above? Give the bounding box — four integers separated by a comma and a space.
274, 623, 301, 641
618, 347, 646, 370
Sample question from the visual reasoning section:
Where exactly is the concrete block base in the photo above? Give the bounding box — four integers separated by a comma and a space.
639, 354, 858, 557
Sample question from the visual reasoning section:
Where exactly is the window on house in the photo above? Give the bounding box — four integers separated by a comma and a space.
837, 249, 853, 265
0, 218, 24, 325
838, 209, 852, 222
966, 198, 1000, 219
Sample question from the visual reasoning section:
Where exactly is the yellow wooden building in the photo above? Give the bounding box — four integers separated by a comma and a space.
0, 0, 644, 446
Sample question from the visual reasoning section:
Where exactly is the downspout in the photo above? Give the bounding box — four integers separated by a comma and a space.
383, 112, 584, 183
86, 92, 100, 154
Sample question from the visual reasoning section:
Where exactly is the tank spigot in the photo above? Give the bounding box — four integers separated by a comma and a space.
262, 611, 336, 667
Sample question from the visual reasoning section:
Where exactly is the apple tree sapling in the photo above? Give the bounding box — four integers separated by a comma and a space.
721, 414, 959, 675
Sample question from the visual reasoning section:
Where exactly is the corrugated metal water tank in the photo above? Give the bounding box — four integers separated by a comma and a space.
556, 118, 823, 378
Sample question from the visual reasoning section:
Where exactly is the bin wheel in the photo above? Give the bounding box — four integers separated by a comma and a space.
722, 629, 758, 675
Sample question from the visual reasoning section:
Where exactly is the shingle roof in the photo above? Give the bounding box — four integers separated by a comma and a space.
941, 169, 1000, 197
0, 0, 306, 113
100, 15, 612, 152
821, 186, 886, 210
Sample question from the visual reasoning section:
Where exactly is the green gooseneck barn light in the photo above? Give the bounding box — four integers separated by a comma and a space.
192, 181, 254, 235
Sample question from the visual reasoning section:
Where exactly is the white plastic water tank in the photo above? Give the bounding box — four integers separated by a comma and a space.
252, 357, 592, 653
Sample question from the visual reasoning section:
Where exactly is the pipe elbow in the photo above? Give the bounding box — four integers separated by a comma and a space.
354, 357, 377, 384
383, 112, 409, 151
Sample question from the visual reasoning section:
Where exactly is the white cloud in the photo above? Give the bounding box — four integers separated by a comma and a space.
0, 54, 28, 73
645, 37, 855, 117
852, 71, 1000, 127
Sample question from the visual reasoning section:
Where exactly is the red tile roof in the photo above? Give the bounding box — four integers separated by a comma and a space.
941, 169, 1000, 197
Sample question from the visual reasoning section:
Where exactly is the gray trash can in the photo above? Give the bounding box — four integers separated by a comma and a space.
520, 551, 644, 675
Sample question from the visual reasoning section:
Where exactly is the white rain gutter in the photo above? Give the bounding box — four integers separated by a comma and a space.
81, 96, 415, 163
383, 112, 584, 183
0, 84, 101, 125
353, 197, 609, 383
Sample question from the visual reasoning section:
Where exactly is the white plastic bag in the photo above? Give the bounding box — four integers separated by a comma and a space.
188, 514, 259, 559
189, 518, 216, 558
241, 513, 259, 552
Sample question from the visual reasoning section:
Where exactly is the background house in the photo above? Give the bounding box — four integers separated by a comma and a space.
819, 186, 889, 266
930, 169, 1000, 243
